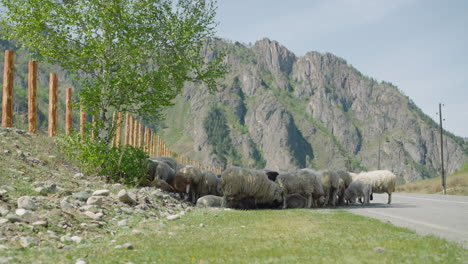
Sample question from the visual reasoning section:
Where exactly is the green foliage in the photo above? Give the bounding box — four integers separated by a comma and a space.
0, 0, 228, 144
58, 133, 149, 185
203, 106, 241, 168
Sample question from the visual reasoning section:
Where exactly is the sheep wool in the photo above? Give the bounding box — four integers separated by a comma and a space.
221, 167, 282, 208
351, 170, 396, 204
319, 170, 341, 206
344, 180, 372, 205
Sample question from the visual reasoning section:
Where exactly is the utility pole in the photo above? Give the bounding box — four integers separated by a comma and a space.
438, 103, 446, 195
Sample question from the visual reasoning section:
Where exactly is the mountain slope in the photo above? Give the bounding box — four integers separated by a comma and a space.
159, 38, 467, 182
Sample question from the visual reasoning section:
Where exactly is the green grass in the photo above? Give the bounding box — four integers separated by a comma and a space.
8, 209, 467, 264
396, 162, 468, 195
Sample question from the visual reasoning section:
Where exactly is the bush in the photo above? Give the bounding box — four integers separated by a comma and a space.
58, 133, 149, 185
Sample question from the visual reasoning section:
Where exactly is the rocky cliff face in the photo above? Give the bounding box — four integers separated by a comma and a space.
157, 39, 467, 182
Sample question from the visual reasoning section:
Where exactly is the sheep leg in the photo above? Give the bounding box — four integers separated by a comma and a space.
282, 194, 287, 209
387, 192, 392, 204
306, 194, 312, 208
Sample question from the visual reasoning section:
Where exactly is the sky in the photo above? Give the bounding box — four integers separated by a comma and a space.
215, 0, 468, 137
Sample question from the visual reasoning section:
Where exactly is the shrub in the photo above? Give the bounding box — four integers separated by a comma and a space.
58, 133, 149, 185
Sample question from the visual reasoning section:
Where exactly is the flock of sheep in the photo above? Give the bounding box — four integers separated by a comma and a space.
147, 157, 397, 209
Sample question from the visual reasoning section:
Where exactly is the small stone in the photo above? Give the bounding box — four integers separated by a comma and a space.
0, 218, 8, 225
71, 236, 84, 244
60, 198, 73, 210
166, 214, 180, 221
60, 235, 72, 243
132, 229, 141, 234
86, 196, 103, 206
76, 258, 87, 264
122, 243, 134, 250
118, 190, 137, 205
32, 220, 48, 227
92, 190, 110, 196
73, 173, 84, 179
0, 189, 7, 197
117, 220, 127, 226
0, 245, 9, 250
19, 236, 38, 248
199, 223, 205, 228
72, 191, 91, 202
112, 183, 122, 189
80, 223, 88, 228
168, 232, 175, 236
0, 257, 13, 264
0, 206, 9, 217
83, 211, 103, 220
374, 247, 386, 253
34, 187, 47, 195
120, 207, 133, 214
17, 196, 37, 211
15, 208, 27, 216
5, 213, 22, 223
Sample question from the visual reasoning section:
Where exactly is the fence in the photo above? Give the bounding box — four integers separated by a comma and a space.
1, 50, 222, 175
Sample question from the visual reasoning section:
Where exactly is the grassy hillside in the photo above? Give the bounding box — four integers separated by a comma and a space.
396, 163, 468, 195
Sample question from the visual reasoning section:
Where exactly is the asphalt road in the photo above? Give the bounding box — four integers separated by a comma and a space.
343, 192, 468, 248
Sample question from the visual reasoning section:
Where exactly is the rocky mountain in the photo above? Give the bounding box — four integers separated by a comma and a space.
158, 38, 467, 182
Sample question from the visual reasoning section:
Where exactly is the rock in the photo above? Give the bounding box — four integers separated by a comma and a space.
0, 245, 9, 250
132, 229, 142, 234
86, 196, 103, 206
60, 198, 73, 210
118, 190, 136, 205
33, 181, 57, 194
0, 205, 9, 217
167, 214, 180, 220
5, 213, 22, 223
0, 219, 8, 225
199, 223, 205, 228
374, 247, 386, 253
92, 190, 110, 196
83, 211, 103, 220
76, 259, 87, 264
121, 243, 134, 250
32, 220, 48, 227
17, 196, 37, 211
0, 257, 13, 264
73, 173, 84, 179
34, 187, 47, 195
0, 189, 7, 198
112, 183, 122, 189
60, 235, 73, 243
71, 236, 85, 244
72, 191, 91, 202
15, 208, 27, 216
120, 207, 133, 214
19, 236, 38, 248
117, 220, 127, 227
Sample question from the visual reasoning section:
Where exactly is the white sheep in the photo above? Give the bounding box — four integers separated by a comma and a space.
276, 169, 322, 209
173, 165, 204, 203
199, 170, 223, 197
196, 195, 223, 208
319, 170, 341, 206
350, 170, 396, 204
344, 179, 372, 205
221, 167, 283, 209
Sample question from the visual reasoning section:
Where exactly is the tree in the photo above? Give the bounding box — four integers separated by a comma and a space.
0, 0, 227, 144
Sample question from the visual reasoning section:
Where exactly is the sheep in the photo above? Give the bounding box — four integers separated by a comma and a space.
173, 165, 204, 203
149, 156, 177, 171
196, 195, 223, 208
285, 194, 307, 209
336, 170, 353, 206
222, 196, 257, 210
350, 170, 396, 204
276, 169, 322, 209
147, 159, 176, 186
221, 167, 283, 209
199, 170, 223, 197
319, 170, 341, 207
344, 180, 372, 205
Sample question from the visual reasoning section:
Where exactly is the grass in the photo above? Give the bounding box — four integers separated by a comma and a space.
7, 209, 468, 264
396, 164, 468, 196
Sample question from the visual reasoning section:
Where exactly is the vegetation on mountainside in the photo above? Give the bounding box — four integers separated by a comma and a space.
203, 106, 242, 168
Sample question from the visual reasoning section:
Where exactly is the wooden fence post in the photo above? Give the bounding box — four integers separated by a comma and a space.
115, 112, 123, 147
138, 123, 144, 148
28, 60, 37, 134
80, 105, 86, 140
144, 127, 150, 153
133, 119, 138, 147
129, 115, 134, 146
91, 114, 98, 139
48, 73, 58, 137
1, 50, 15, 128
65, 88, 72, 135
124, 114, 130, 145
